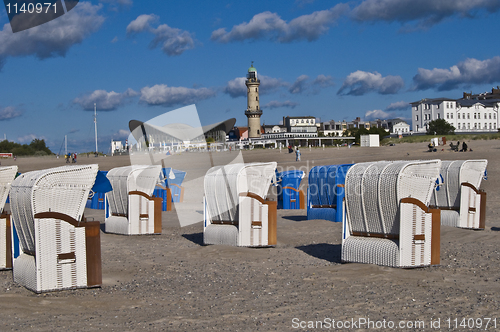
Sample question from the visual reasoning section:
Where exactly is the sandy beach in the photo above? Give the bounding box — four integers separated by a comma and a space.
1, 139, 499, 331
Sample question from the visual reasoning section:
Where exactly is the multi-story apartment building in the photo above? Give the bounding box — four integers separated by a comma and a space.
411, 88, 500, 133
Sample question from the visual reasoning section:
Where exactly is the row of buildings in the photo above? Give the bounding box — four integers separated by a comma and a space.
411, 87, 500, 133
122, 65, 499, 155
240, 63, 410, 141
228, 116, 410, 141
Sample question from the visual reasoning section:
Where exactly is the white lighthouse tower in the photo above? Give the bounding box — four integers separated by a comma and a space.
245, 62, 262, 138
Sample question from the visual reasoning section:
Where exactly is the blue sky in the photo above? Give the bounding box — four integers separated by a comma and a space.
1, 0, 500, 153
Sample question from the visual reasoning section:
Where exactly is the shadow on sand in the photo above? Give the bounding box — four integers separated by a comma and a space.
282, 215, 308, 222
296, 243, 341, 263
182, 232, 204, 246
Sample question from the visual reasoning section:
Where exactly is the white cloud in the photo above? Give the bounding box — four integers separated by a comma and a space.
312, 74, 334, 88
74, 88, 138, 111
223, 77, 247, 98
0, 2, 104, 70
364, 109, 392, 120
0, 106, 22, 120
351, 0, 500, 30
127, 14, 195, 56
113, 129, 130, 139
100, 0, 132, 11
211, 4, 349, 43
264, 100, 299, 109
140, 84, 216, 107
412, 56, 500, 91
126, 14, 158, 34
338, 70, 404, 96
386, 101, 410, 111
17, 134, 45, 144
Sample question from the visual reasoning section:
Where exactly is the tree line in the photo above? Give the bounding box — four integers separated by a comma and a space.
0, 139, 53, 156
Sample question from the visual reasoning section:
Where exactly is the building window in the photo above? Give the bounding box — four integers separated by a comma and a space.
457, 123, 460, 129
494, 123, 497, 129
474, 113, 477, 119
255, 88, 258, 92
474, 123, 477, 129
416, 115, 418, 121
468, 113, 470, 119
467, 123, 470, 129
446, 113, 449, 119
437, 104, 440, 109
256, 97, 258, 101
489, 113, 492, 119
494, 113, 497, 119
458, 113, 460, 119
478, 113, 481, 119
451, 113, 453, 119
437, 113, 440, 119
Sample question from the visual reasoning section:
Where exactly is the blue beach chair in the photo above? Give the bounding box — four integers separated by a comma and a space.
307, 164, 353, 222
276, 170, 305, 209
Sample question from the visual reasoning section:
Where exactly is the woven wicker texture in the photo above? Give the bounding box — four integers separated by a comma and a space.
343, 160, 440, 268
204, 162, 276, 247
13, 253, 37, 291
204, 224, 238, 246
204, 163, 276, 223
342, 237, 399, 267
399, 201, 432, 267
105, 165, 162, 235
346, 160, 440, 235
0, 166, 18, 213
431, 160, 464, 208
441, 210, 460, 227
0, 166, 17, 269
35, 218, 87, 292
10, 165, 98, 256
431, 159, 487, 229
9, 165, 98, 292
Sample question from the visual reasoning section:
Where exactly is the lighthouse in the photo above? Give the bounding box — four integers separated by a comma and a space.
245, 62, 262, 138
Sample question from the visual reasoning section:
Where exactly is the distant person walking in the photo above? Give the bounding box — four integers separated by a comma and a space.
295, 148, 301, 161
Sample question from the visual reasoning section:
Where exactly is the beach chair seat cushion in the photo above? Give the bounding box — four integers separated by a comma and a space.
204, 224, 238, 246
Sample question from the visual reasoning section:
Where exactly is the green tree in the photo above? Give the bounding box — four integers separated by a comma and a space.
29, 138, 52, 155
427, 119, 455, 135
0, 139, 53, 156
368, 126, 390, 141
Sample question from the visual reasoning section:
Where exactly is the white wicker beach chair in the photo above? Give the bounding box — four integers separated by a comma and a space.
0, 166, 17, 270
105, 165, 162, 235
431, 160, 488, 229
9, 165, 101, 293
342, 160, 441, 268
204, 162, 277, 247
